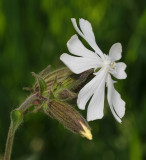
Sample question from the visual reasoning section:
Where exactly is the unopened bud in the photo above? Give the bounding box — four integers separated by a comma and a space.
61, 69, 93, 91
33, 67, 93, 97
34, 67, 72, 92
45, 100, 92, 140
50, 69, 93, 101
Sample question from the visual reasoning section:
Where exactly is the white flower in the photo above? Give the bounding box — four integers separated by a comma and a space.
60, 18, 127, 123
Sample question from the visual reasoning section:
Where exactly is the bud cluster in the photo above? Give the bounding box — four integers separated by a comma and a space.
31, 65, 93, 140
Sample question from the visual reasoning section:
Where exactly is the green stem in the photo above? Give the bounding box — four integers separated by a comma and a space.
4, 94, 38, 160
4, 122, 15, 160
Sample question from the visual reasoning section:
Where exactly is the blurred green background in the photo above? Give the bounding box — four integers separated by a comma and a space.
0, 0, 146, 159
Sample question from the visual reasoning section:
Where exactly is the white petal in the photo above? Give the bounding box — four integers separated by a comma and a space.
79, 18, 96, 43
112, 89, 125, 118
111, 62, 127, 79
71, 18, 104, 58
67, 34, 101, 60
109, 43, 122, 61
87, 75, 106, 121
107, 74, 125, 123
77, 68, 107, 120
60, 53, 102, 74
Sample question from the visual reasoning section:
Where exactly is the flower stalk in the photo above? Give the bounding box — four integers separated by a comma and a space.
4, 94, 38, 160
4, 122, 14, 160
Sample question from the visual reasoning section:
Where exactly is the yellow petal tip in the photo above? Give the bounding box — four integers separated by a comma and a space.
79, 121, 93, 140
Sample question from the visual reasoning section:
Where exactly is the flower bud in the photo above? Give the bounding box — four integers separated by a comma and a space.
50, 69, 93, 101
34, 67, 72, 92
44, 100, 92, 140
33, 66, 93, 97
60, 69, 93, 91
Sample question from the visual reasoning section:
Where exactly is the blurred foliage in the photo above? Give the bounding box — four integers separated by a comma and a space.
0, 0, 146, 159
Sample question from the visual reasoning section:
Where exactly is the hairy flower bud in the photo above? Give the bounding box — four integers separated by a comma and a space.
44, 100, 92, 140
50, 69, 93, 101
33, 66, 93, 98
62, 69, 93, 91
34, 67, 72, 92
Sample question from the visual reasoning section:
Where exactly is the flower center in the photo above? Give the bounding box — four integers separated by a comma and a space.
110, 62, 115, 69
103, 55, 111, 66
102, 54, 115, 71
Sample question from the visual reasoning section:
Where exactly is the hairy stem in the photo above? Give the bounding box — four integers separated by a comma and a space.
4, 94, 38, 160
4, 123, 14, 160
18, 94, 38, 112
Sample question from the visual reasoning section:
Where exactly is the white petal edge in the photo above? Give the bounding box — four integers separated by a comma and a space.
71, 18, 104, 58
107, 74, 125, 123
67, 34, 101, 60
111, 62, 127, 79
60, 53, 101, 74
109, 43, 122, 61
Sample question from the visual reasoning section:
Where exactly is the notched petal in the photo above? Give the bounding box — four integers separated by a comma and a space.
71, 18, 104, 58
111, 62, 127, 79
109, 43, 122, 61
67, 34, 99, 59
